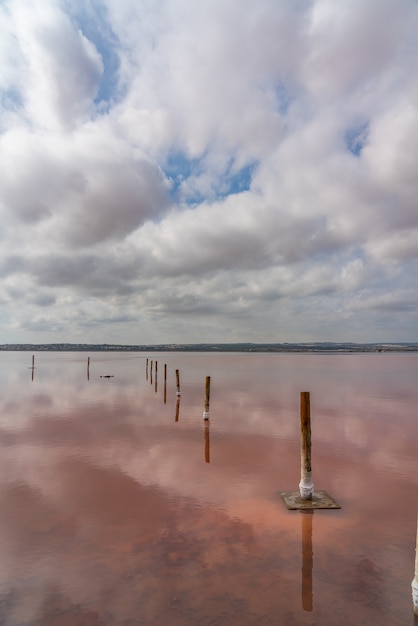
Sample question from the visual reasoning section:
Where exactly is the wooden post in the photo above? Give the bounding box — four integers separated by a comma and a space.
32, 354, 35, 369
203, 376, 210, 419
413, 496, 418, 617
87, 357, 90, 380
164, 364, 167, 384
301, 511, 313, 611
299, 392, 314, 500
146, 358, 148, 380
154, 361, 158, 392
175, 397, 180, 422
176, 369, 181, 396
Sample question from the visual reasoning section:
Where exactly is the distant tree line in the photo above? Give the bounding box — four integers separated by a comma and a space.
1, 342, 418, 352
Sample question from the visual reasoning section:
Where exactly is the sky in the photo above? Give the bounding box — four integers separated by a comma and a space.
1, 0, 418, 345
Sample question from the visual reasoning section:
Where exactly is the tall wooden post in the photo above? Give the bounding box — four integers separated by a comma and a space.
146, 358, 148, 380
203, 376, 210, 419
87, 357, 90, 380
176, 369, 181, 396
154, 361, 158, 392
299, 392, 314, 500
280, 392, 339, 511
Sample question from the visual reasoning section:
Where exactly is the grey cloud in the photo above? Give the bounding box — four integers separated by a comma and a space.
136, 198, 346, 280
21, 251, 141, 296
62, 158, 171, 246
0, 129, 171, 243
30, 293, 57, 307
0, 255, 24, 277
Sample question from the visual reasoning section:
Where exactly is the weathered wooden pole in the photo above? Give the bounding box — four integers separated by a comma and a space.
163, 364, 167, 404
203, 376, 210, 419
176, 369, 181, 396
412, 497, 418, 617
146, 358, 148, 380
175, 397, 180, 422
299, 392, 314, 500
280, 392, 339, 511
154, 361, 158, 392
301, 511, 313, 611
87, 357, 90, 380
32, 354, 35, 369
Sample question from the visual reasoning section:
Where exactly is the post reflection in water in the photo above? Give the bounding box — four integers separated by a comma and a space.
204, 420, 210, 464
175, 396, 180, 422
301, 510, 314, 612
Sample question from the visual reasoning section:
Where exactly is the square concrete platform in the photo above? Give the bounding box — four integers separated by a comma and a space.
280, 490, 341, 510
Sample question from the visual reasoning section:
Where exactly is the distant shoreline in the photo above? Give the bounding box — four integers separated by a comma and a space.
1, 342, 418, 353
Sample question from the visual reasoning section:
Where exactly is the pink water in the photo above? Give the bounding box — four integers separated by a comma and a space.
0, 351, 417, 625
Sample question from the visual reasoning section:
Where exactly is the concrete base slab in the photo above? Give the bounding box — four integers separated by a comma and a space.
280, 490, 341, 510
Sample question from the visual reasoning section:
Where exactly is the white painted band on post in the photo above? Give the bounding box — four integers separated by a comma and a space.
299, 476, 314, 500
203, 410, 210, 420
176, 390, 181, 396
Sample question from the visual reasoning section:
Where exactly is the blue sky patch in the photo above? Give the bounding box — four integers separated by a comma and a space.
164, 152, 256, 204
1, 87, 23, 112
274, 82, 295, 117
226, 162, 255, 195
164, 152, 205, 203
345, 122, 369, 157
65, 3, 121, 111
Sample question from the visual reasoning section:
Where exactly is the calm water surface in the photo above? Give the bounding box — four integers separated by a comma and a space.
0, 351, 417, 625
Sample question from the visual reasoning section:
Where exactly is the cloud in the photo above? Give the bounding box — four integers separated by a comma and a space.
0, 0, 418, 343
6, 0, 104, 131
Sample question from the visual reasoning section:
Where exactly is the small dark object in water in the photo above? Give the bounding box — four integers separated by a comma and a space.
100, 375, 114, 378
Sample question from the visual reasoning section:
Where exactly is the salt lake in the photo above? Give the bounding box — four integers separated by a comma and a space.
0, 351, 417, 625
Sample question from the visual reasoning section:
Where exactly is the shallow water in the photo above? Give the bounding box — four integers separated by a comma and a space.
0, 351, 417, 625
